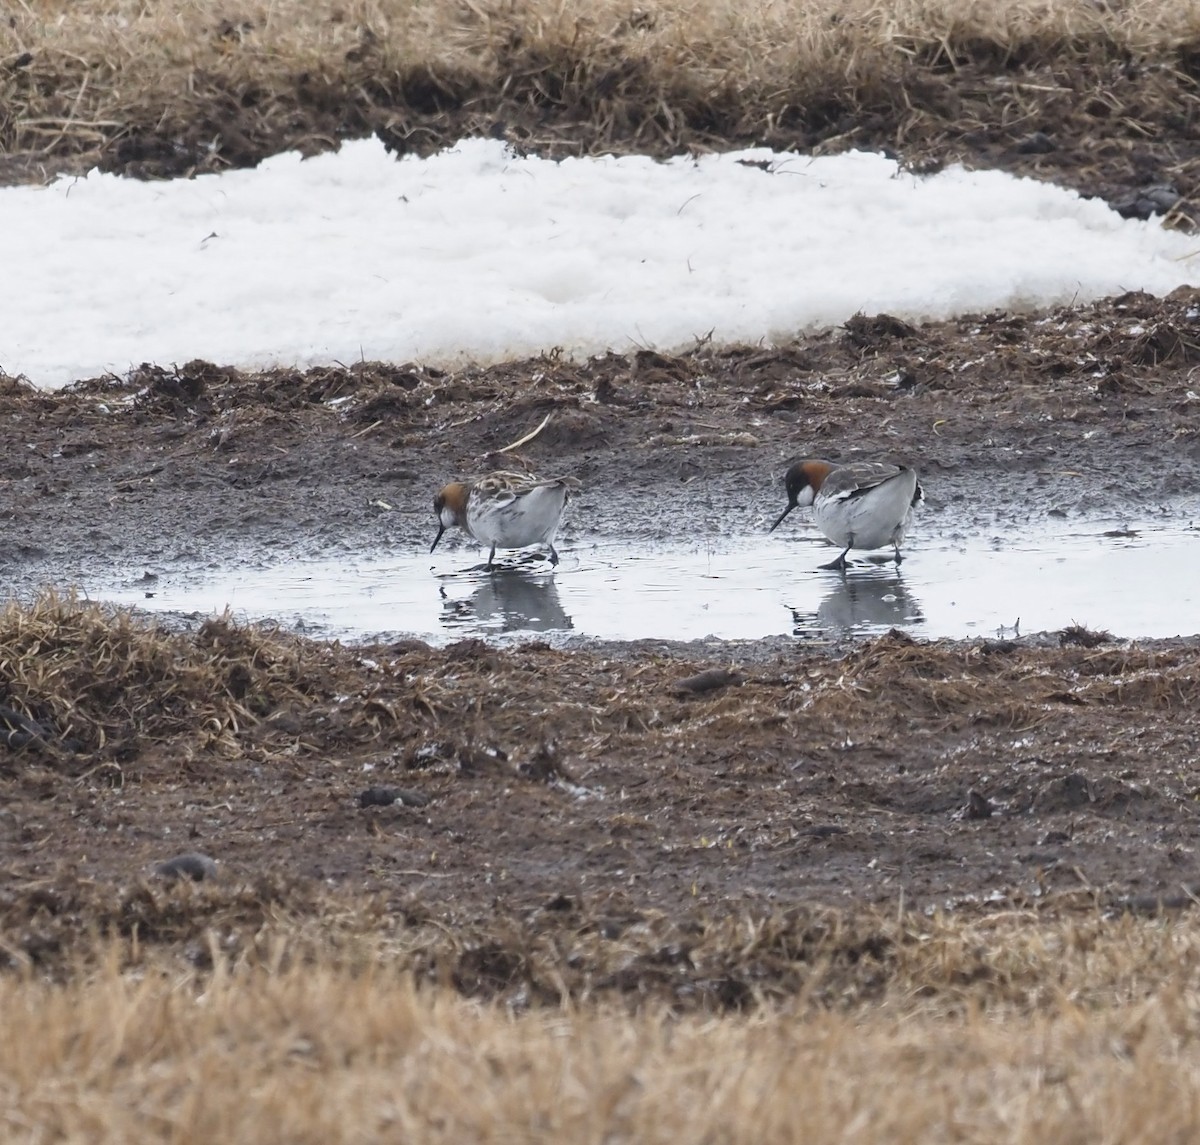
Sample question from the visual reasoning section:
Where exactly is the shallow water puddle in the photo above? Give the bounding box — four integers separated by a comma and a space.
98, 517, 1200, 644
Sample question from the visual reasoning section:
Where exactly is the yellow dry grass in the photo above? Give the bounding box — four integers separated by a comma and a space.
4, 0, 1200, 169
7, 909, 1200, 1143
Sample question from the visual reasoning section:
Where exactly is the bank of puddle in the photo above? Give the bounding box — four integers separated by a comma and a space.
95, 516, 1200, 645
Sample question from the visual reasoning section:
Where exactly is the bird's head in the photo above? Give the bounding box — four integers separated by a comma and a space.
769, 459, 832, 532
430, 482, 470, 553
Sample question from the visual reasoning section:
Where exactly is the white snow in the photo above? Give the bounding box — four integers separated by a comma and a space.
2, 136, 1196, 389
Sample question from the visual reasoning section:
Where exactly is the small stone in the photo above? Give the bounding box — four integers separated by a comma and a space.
155, 852, 218, 882
1016, 131, 1057, 154
965, 790, 995, 820
1114, 183, 1181, 220
357, 786, 431, 809
674, 668, 744, 695
801, 824, 847, 838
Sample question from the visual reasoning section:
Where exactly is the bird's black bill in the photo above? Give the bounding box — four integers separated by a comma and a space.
768, 504, 796, 533
430, 524, 446, 553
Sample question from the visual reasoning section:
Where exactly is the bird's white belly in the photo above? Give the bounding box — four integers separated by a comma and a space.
814, 474, 916, 551
467, 485, 567, 549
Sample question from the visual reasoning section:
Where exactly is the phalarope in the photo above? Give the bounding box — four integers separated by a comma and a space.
770, 459, 923, 570
431, 470, 580, 568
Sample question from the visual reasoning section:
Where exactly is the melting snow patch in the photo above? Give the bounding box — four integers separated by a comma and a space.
2, 136, 1197, 388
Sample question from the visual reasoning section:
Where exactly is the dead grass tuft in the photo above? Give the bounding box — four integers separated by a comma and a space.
1060, 621, 1115, 647
814, 629, 1200, 727
0, 591, 345, 759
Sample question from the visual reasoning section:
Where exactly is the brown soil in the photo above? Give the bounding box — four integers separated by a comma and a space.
2, 287, 1200, 1002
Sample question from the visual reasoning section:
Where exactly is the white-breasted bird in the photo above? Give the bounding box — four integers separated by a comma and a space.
769, 459, 923, 570
431, 470, 580, 568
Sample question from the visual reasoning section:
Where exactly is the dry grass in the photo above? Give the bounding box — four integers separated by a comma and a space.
7, 910, 1200, 1142
3, 590, 1197, 781
0, 591, 352, 756
2, 589, 1198, 786
4, 597, 1200, 1134
3, 0, 1200, 178
5, 860, 1200, 1013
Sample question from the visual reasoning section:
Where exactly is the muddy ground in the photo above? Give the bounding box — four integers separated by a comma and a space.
1, 287, 1199, 997
5, 290, 1200, 587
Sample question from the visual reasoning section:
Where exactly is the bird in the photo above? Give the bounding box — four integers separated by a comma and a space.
430, 470, 580, 568
769, 459, 923, 570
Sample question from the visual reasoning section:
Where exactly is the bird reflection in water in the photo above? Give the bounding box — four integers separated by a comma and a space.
790, 566, 923, 638
439, 565, 573, 635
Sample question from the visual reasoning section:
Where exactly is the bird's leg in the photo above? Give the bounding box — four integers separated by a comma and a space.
820, 545, 852, 572
893, 543, 904, 566
487, 546, 496, 570
548, 544, 560, 567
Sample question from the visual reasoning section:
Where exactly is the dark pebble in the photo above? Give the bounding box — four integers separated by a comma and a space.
1016, 131, 1057, 154
155, 853, 218, 882
801, 824, 847, 838
674, 668, 744, 695
358, 786, 431, 809
965, 790, 995, 820
1114, 183, 1180, 220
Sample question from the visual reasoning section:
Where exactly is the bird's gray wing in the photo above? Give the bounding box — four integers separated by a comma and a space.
821, 463, 906, 501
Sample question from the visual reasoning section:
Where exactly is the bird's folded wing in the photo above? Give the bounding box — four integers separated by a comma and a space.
527, 476, 582, 492
824, 464, 904, 500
